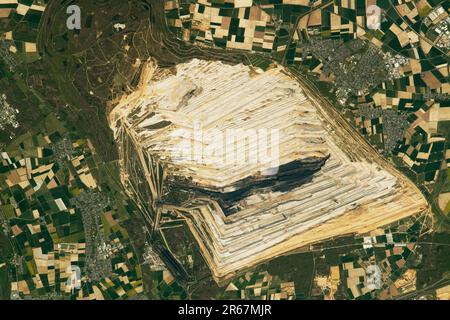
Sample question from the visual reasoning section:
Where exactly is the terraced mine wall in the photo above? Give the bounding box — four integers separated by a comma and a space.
110, 58, 428, 285
114, 121, 162, 227
171, 156, 329, 216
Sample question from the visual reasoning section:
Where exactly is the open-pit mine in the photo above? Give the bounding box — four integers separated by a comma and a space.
109, 58, 427, 285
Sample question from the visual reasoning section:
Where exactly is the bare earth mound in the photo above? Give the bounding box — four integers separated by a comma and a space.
109, 59, 427, 285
